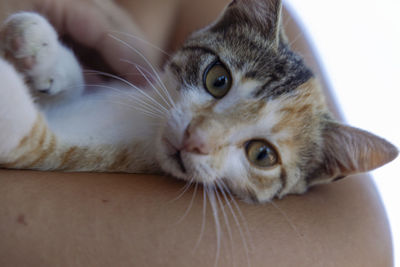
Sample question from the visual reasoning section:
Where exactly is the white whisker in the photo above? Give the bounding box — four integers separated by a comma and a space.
84, 69, 137, 88
218, 181, 255, 253
270, 201, 305, 243
89, 98, 163, 119
283, 14, 293, 31
216, 180, 251, 267
84, 69, 169, 113
193, 184, 207, 252
109, 30, 171, 57
121, 61, 158, 81
207, 185, 221, 267
134, 64, 172, 109
215, 184, 235, 266
105, 86, 165, 115
84, 84, 164, 117
120, 59, 176, 110
167, 179, 194, 204
175, 182, 198, 224
288, 31, 304, 48
108, 35, 174, 108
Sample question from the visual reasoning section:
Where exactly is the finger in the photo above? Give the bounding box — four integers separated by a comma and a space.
64, 1, 159, 83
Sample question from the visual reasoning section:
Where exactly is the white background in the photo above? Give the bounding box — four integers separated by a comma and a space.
285, 0, 400, 264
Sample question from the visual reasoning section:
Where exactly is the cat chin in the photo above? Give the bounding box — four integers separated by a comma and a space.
160, 153, 218, 185
156, 147, 216, 187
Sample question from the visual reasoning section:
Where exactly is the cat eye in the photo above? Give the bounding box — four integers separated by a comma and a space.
245, 140, 279, 168
203, 61, 232, 99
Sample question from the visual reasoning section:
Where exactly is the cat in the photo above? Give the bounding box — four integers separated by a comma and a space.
0, 0, 397, 203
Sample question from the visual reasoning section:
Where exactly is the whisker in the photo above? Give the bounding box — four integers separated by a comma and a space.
132, 61, 176, 109
175, 181, 198, 224
216, 180, 251, 267
207, 185, 221, 267
108, 35, 174, 108
288, 31, 304, 48
109, 30, 171, 57
215, 184, 235, 266
193, 184, 207, 251
120, 59, 176, 110
101, 85, 165, 115
89, 98, 163, 119
120, 61, 158, 81
283, 13, 294, 31
134, 64, 172, 109
218, 181, 255, 253
167, 179, 194, 204
84, 70, 169, 113
270, 201, 305, 243
84, 69, 137, 88
84, 84, 164, 117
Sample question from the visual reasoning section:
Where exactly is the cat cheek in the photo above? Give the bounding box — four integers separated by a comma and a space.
209, 149, 229, 172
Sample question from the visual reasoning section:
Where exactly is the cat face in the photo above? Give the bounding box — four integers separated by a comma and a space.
156, 0, 398, 203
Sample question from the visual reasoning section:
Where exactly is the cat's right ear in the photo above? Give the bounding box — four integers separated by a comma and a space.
212, 0, 283, 45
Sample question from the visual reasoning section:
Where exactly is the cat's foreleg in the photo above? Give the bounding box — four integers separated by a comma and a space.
0, 59, 38, 160
0, 61, 138, 172
0, 12, 152, 173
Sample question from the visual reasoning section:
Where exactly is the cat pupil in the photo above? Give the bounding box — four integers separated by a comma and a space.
257, 148, 267, 161
214, 76, 227, 88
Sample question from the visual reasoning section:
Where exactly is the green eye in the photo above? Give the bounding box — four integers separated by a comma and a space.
245, 140, 279, 168
203, 62, 232, 98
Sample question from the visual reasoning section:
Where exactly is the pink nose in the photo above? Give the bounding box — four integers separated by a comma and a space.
182, 125, 210, 155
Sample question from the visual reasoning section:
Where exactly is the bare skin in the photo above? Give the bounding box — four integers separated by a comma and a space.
0, 0, 393, 266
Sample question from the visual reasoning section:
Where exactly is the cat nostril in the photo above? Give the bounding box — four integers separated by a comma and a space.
38, 88, 51, 94
182, 127, 210, 155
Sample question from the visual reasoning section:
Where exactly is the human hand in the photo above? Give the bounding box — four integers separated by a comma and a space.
35, 0, 161, 83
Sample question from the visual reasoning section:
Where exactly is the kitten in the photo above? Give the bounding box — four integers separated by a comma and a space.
0, 0, 397, 203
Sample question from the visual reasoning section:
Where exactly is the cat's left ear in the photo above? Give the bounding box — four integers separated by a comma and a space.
214, 0, 283, 45
308, 121, 398, 186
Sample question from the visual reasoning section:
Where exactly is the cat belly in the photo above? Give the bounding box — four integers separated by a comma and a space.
44, 87, 159, 146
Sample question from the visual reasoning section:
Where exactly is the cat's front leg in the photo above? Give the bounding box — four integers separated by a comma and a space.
0, 59, 39, 161
0, 58, 71, 172
0, 57, 140, 172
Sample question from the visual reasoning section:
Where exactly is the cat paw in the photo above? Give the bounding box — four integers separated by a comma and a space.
0, 12, 84, 106
0, 12, 58, 76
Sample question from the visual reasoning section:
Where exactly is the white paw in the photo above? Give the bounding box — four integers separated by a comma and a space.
0, 12, 58, 75
0, 12, 84, 107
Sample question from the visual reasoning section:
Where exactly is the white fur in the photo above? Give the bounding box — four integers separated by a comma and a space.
32, 45, 84, 110
0, 12, 58, 75
0, 59, 37, 158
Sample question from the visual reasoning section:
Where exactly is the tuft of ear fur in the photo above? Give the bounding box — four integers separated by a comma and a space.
308, 121, 398, 186
213, 0, 283, 45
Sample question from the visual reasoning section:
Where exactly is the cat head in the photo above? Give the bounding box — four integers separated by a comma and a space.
155, 0, 398, 203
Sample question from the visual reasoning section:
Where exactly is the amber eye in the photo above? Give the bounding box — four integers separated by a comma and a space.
203, 62, 232, 98
245, 140, 279, 168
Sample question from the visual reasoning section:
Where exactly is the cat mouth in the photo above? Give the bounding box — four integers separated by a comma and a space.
163, 137, 187, 174
172, 151, 187, 173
